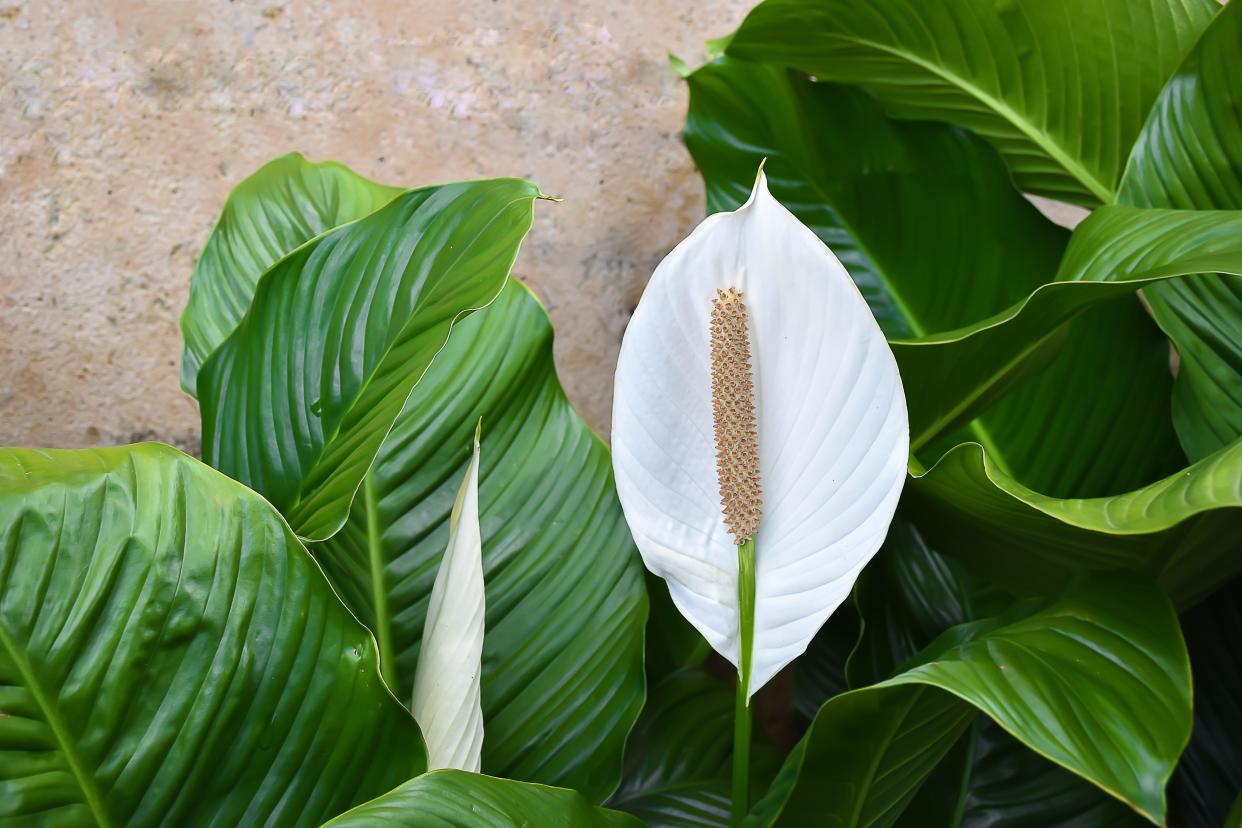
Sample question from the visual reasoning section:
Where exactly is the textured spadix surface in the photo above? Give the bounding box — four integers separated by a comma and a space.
612, 172, 908, 696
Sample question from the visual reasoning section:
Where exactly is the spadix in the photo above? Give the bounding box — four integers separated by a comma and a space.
611, 170, 908, 700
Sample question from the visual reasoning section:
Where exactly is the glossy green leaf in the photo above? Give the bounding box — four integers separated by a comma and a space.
324, 770, 643, 828
905, 718, 1146, 828
316, 282, 646, 802
749, 574, 1190, 827
849, 520, 1143, 828
198, 178, 541, 541
1168, 577, 1242, 827
892, 205, 1242, 454
724, 0, 1218, 205
179, 153, 403, 393
907, 438, 1242, 608
1118, 0, 1242, 461
644, 572, 711, 687
791, 603, 857, 722
0, 444, 425, 827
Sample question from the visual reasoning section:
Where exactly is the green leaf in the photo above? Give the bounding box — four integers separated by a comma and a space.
724, 0, 1218, 205
904, 718, 1147, 828
0, 444, 425, 827
791, 603, 858, 722
644, 572, 711, 686
179, 153, 403, 394
1168, 577, 1242, 827
315, 282, 646, 802
609, 670, 780, 828
1118, 0, 1242, 461
894, 205, 1242, 455
681, 56, 1181, 497
907, 438, 1242, 608
198, 178, 542, 541
847, 519, 1007, 689
849, 520, 1144, 828
324, 770, 643, 827
749, 574, 1190, 827
684, 57, 1067, 342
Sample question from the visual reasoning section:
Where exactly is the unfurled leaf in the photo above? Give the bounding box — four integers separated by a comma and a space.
180, 152, 402, 393
612, 171, 908, 698
724, 0, 1218, 205
411, 427, 485, 773
750, 574, 1190, 827
325, 770, 644, 828
0, 444, 425, 826
198, 178, 541, 542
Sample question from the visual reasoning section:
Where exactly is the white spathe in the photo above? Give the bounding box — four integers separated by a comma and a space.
411, 428, 486, 771
611, 171, 908, 699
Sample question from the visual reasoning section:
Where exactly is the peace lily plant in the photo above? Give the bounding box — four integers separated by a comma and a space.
3, 0, 1242, 825
612, 168, 908, 820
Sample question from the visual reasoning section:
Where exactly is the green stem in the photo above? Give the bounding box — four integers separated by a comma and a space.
732, 536, 757, 826
365, 470, 396, 691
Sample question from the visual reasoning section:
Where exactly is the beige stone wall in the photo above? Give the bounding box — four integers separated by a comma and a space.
0, 0, 753, 450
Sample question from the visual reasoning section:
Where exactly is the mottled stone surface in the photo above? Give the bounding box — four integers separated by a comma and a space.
0, 0, 753, 450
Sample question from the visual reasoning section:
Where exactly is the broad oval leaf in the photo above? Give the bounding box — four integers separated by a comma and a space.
410, 429, 485, 772
750, 574, 1190, 827
612, 171, 909, 697
198, 178, 541, 541
725, 0, 1218, 205
325, 770, 644, 828
0, 444, 425, 826
317, 281, 647, 802
1118, 0, 1242, 461
180, 152, 402, 393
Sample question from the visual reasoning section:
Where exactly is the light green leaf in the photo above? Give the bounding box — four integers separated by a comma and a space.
849, 520, 1144, 828
907, 438, 1242, 608
410, 429, 484, 773
316, 282, 646, 802
198, 178, 541, 541
749, 574, 1190, 827
324, 770, 643, 827
0, 444, 425, 827
179, 153, 403, 393
1118, 0, 1242, 460
724, 0, 1218, 204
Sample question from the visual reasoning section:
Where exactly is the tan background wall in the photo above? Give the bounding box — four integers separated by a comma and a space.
0, 0, 755, 451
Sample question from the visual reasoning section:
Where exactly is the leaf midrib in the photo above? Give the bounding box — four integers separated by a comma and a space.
811, 33, 1116, 204
0, 622, 114, 828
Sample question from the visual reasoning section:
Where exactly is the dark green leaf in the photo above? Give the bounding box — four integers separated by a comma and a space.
609, 670, 780, 828
324, 770, 643, 827
749, 574, 1190, 827
1169, 578, 1242, 828
316, 282, 646, 802
198, 179, 541, 541
0, 444, 425, 827
725, 0, 1217, 204
180, 153, 402, 393
1118, 0, 1242, 461
645, 571, 711, 687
